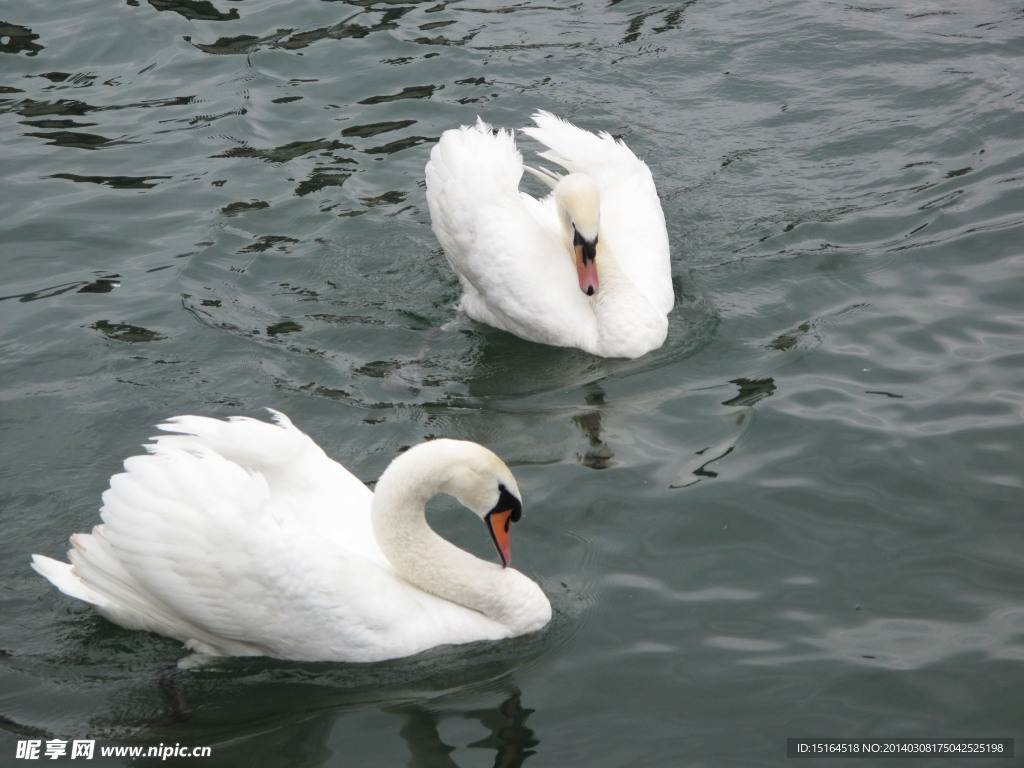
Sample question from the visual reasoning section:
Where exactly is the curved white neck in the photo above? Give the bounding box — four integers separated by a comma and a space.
369, 448, 544, 630
590, 241, 668, 357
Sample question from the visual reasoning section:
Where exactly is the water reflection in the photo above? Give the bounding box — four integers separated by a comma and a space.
617, 3, 692, 45
22, 128, 116, 150
145, 0, 239, 23
12, 93, 194, 154
0, 275, 120, 302
341, 120, 417, 139
358, 84, 440, 105
670, 377, 775, 488
3, 609, 555, 767
720, 604, 1024, 671
571, 388, 615, 470
189, 5, 419, 55
47, 172, 170, 190
396, 693, 538, 768
91, 319, 165, 343
214, 139, 353, 164
0, 21, 44, 56
721, 377, 776, 407
669, 443, 735, 488
124, 666, 543, 767
767, 304, 872, 352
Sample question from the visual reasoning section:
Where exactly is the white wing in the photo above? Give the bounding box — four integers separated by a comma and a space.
425, 118, 599, 350
522, 110, 674, 314
35, 413, 416, 659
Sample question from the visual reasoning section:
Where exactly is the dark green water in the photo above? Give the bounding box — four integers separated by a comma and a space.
2, 1, 1023, 766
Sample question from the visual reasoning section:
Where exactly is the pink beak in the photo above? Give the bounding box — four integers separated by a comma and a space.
575, 243, 599, 296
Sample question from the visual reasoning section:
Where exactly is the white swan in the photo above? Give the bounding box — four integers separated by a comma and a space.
31, 411, 551, 663
425, 110, 674, 359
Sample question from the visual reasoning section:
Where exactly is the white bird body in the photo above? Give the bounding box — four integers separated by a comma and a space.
31, 412, 551, 663
425, 110, 674, 359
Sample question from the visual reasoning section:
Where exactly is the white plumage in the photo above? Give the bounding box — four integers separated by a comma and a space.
425, 110, 674, 359
32, 411, 551, 662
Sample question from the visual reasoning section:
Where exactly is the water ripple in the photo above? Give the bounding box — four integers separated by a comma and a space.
732, 604, 1024, 671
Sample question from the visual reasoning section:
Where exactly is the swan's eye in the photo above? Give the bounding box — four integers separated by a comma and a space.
494, 484, 522, 523
572, 228, 598, 248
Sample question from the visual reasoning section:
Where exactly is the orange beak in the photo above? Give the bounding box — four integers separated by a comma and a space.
486, 508, 514, 568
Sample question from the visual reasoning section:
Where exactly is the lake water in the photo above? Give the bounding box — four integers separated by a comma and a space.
2, 0, 1023, 765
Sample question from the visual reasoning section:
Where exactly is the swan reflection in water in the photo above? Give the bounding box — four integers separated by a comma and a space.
396, 692, 539, 768
125, 663, 543, 768
572, 386, 615, 470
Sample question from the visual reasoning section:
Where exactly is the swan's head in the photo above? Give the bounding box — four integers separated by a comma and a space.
378, 439, 524, 568
554, 173, 601, 297
441, 442, 523, 568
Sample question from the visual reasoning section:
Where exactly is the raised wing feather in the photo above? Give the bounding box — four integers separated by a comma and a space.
522, 111, 674, 314
58, 414, 408, 658
425, 119, 597, 350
